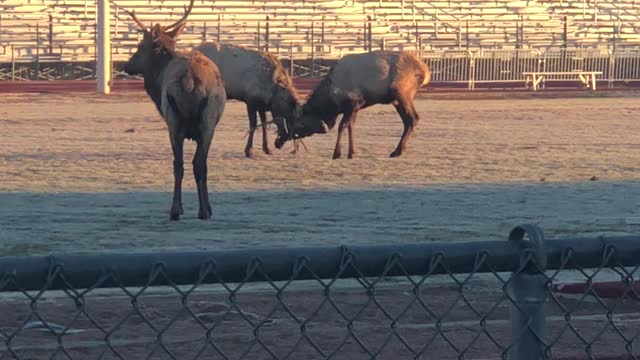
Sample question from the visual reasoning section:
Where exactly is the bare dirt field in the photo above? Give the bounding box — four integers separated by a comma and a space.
1, 93, 639, 255
1, 92, 640, 359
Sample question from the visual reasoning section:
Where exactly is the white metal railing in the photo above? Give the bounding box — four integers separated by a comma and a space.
3, 46, 640, 88
418, 47, 640, 89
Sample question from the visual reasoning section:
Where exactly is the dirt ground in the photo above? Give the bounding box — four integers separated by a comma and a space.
1, 92, 640, 359
1, 93, 640, 255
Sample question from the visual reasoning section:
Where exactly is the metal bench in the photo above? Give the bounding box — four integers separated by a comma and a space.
523, 71, 603, 91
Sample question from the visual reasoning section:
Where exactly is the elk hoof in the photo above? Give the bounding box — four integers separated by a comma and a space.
263, 147, 273, 155
332, 151, 341, 160
245, 148, 254, 158
198, 210, 211, 220
389, 149, 402, 158
198, 204, 212, 220
347, 151, 356, 159
169, 206, 181, 221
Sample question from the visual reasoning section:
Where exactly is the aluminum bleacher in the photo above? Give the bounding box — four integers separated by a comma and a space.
0, 0, 639, 63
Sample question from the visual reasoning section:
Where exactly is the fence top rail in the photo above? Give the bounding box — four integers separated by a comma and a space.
523, 71, 604, 75
1, 226, 639, 292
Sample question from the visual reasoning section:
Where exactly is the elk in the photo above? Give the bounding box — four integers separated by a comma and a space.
196, 43, 302, 157
281, 50, 431, 159
123, 0, 226, 220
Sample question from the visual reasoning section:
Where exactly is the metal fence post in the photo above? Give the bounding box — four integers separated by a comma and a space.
468, 50, 475, 90
465, 20, 470, 49
608, 48, 615, 88
216, 15, 221, 43
257, 21, 261, 50
289, 41, 294, 79
11, 43, 15, 81
507, 224, 547, 360
48, 14, 53, 55
36, 24, 41, 80
310, 21, 315, 77
265, 16, 270, 53
368, 15, 373, 52
563, 16, 568, 48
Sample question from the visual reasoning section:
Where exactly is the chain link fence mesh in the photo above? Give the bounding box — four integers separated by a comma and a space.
1, 226, 639, 359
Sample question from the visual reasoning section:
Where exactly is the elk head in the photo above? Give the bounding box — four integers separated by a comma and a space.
123, 0, 195, 76
272, 87, 302, 149
291, 112, 335, 139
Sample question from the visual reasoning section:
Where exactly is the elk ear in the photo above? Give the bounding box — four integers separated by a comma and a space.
149, 24, 162, 38
166, 22, 187, 39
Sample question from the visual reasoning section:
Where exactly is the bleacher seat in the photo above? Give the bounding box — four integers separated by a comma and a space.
0, 0, 639, 62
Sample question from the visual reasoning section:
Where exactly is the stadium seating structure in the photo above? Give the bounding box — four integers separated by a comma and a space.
0, 0, 638, 62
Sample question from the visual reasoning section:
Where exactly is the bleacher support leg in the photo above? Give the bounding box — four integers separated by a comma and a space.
289, 42, 294, 79
11, 44, 15, 81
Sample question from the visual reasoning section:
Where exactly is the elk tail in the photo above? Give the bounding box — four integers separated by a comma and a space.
420, 62, 431, 87
181, 69, 196, 94
418, 60, 431, 86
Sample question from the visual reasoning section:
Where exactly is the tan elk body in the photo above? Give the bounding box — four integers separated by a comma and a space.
123, 0, 226, 220
197, 43, 302, 156
283, 50, 430, 159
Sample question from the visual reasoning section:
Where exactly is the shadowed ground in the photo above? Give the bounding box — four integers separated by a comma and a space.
1, 182, 639, 255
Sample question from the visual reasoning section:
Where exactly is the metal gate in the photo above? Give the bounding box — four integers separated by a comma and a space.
473, 49, 542, 84
421, 50, 472, 86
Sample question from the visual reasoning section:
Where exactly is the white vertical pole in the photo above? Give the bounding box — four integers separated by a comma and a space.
97, 0, 111, 94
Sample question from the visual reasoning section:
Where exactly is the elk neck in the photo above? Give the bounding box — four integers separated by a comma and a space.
142, 49, 175, 112
302, 77, 340, 121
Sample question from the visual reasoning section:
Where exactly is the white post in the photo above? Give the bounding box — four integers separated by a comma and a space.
97, 0, 111, 94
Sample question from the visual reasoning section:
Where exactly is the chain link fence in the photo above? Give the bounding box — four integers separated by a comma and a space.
1, 224, 639, 359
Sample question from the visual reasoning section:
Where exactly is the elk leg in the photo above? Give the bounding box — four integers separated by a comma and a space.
390, 97, 419, 158
332, 108, 355, 160
244, 103, 258, 158
291, 140, 300, 155
169, 132, 185, 221
193, 133, 214, 220
347, 111, 359, 159
258, 107, 272, 155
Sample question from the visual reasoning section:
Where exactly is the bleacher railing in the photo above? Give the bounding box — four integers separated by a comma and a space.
3, 46, 640, 89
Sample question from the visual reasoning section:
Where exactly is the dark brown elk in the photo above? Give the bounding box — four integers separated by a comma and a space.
123, 0, 226, 220
279, 50, 430, 159
196, 43, 302, 157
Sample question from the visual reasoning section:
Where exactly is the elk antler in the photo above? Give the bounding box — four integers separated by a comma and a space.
162, 0, 195, 31
126, 9, 147, 31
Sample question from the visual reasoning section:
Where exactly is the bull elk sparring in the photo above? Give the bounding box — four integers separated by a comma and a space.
123, 0, 226, 220
276, 50, 431, 159
196, 43, 302, 157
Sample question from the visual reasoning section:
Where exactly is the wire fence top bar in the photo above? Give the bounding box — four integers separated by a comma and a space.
2, 233, 639, 292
